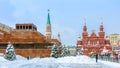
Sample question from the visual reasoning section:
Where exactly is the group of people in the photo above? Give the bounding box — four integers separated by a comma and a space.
95, 52, 120, 63
113, 52, 120, 62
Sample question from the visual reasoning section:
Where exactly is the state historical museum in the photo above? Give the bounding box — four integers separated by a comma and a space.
76, 19, 112, 55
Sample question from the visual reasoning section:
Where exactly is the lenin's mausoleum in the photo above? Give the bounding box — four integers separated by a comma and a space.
0, 11, 61, 57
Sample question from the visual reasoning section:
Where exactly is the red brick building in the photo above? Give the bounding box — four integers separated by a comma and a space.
0, 10, 61, 57
76, 19, 112, 55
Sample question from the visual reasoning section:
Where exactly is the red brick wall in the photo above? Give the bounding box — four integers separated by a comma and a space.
0, 49, 51, 58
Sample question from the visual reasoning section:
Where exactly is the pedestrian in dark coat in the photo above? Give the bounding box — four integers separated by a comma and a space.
96, 53, 98, 63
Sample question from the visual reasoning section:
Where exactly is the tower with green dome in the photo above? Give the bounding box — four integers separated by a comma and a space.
46, 9, 52, 39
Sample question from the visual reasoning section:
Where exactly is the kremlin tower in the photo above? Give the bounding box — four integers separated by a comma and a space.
82, 18, 88, 46
46, 9, 52, 39
45, 9, 61, 45
98, 18, 105, 45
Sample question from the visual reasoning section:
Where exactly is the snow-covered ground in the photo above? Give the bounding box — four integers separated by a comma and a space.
0, 55, 120, 68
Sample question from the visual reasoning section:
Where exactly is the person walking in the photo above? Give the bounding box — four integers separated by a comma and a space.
115, 53, 119, 62
95, 53, 98, 63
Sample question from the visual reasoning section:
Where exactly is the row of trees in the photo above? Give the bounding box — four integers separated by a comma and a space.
50, 44, 83, 58
50, 44, 70, 58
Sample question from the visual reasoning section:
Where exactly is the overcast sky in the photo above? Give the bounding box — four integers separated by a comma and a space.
0, 0, 120, 46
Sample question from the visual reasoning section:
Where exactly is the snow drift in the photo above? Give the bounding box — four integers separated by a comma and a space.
0, 55, 120, 68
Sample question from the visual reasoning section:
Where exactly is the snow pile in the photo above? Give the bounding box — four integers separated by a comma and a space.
0, 55, 26, 61
56, 55, 96, 64
7, 56, 100, 68
19, 59, 55, 68
99, 60, 120, 68
0, 55, 100, 68
0, 56, 7, 62
0, 55, 120, 68
55, 56, 101, 68
16, 55, 27, 60
0, 55, 27, 68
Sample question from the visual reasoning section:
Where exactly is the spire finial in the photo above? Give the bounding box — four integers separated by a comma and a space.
58, 32, 61, 42
100, 17, 103, 25
79, 34, 80, 37
84, 18, 86, 25
48, 9, 50, 12
58, 32, 60, 36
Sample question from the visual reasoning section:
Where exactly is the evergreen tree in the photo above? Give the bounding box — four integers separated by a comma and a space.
50, 43, 60, 58
75, 47, 83, 56
61, 46, 70, 57
61, 46, 66, 57
66, 48, 70, 56
4, 42, 16, 61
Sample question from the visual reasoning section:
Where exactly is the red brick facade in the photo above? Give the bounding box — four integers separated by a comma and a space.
0, 23, 61, 57
76, 23, 112, 55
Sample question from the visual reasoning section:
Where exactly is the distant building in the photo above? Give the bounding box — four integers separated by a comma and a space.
109, 34, 120, 52
109, 34, 119, 46
76, 18, 112, 55
0, 10, 61, 57
67, 46, 76, 56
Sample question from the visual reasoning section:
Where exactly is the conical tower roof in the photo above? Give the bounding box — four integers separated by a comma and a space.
47, 9, 51, 24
